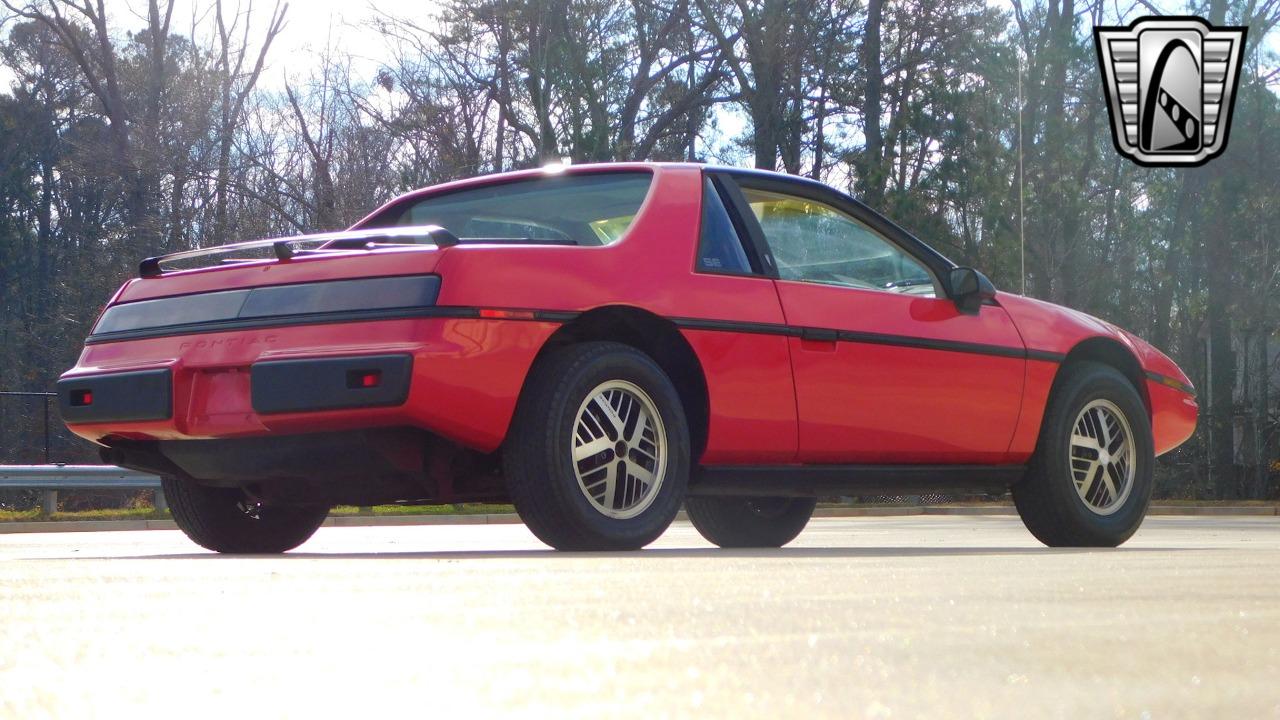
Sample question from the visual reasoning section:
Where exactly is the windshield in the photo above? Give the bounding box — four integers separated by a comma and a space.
365, 172, 653, 246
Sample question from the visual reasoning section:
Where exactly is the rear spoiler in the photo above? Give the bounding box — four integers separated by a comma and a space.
137, 226, 460, 278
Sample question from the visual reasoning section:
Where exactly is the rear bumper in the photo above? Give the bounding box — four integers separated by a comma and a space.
59, 316, 560, 452
61, 354, 413, 423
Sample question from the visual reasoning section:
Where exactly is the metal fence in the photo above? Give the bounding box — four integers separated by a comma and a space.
0, 390, 97, 465
1, 390, 155, 513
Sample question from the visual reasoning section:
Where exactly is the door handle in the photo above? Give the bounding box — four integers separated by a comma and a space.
800, 327, 838, 342
799, 327, 838, 351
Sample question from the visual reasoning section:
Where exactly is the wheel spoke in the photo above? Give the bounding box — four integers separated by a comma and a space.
583, 461, 618, 507
592, 395, 626, 438
626, 407, 650, 447
1081, 408, 1100, 441
629, 442, 658, 467
1097, 463, 1118, 503
1103, 462, 1124, 499
1108, 431, 1127, 457
626, 459, 656, 490
1115, 436, 1131, 463
618, 393, 642, 441
574, 436, 613, 463
1071, 434, 1102, 453
1073, 459, 1098, 488
1095, 408, 1112, 449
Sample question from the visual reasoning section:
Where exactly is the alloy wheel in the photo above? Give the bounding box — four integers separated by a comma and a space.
571, 380, 667, 520
1068, 398, 1136, 515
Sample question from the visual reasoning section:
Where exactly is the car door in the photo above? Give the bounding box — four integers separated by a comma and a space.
718, 173, 1026, 464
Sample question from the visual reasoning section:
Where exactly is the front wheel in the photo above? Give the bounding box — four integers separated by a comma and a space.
686, 496, 817, 548
504, 342, 690, 551
1013, 361, 1153, 547
162, 476, 328, 554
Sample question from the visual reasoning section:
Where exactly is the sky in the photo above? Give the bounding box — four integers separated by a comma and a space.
0, 0, 1274, 145
169, 0, 431, 87
0, 0, 437, 89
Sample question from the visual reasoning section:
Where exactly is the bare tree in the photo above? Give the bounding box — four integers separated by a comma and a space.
210, 0, 286, 243
1, 0, 177, 250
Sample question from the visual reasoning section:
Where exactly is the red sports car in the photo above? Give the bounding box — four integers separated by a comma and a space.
59, 163, 1198, 553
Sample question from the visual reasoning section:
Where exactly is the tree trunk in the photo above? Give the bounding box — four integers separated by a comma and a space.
859, 0, 885, 204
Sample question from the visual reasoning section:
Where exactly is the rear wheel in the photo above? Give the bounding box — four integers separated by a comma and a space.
504, 342, 690, 551
686, 496, 817, 548
1013, 361, 1153, 547
162, 476, 328, 554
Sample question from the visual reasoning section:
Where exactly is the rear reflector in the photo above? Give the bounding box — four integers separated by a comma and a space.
70, 390, 93, 406
348, 370, 382, 389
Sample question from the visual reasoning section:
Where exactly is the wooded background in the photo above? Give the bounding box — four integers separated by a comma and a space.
0, 0, 1277, 498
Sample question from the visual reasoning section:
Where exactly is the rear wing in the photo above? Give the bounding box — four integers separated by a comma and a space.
137, 226, 460, 278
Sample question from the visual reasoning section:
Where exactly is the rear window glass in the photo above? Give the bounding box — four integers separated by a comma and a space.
374, 172, 652, 246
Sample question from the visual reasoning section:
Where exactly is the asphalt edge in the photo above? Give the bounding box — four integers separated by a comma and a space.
0, 505, 1275, 534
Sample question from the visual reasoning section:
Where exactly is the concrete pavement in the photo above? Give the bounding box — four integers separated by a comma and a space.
2, 516, 1278, 718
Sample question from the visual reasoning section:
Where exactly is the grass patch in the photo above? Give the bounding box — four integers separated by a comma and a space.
0, 507, 170, 522
50, 507, 171, 521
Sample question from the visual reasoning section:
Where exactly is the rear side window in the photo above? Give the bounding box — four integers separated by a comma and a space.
696, 179, 753, 274
375, 172, 652, 246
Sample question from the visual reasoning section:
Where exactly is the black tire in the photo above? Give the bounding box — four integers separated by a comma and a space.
504, 341, 690, 551
685, 496, 817, 548
162, 476, 328, 554
1013, 361, 1153, 547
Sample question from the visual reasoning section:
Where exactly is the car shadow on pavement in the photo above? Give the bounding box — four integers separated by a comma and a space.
97, 545, 1192, 561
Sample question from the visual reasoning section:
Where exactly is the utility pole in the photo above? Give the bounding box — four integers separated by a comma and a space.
1017, 49, 1026, 296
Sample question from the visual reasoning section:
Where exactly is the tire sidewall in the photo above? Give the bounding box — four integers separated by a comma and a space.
162, 475, 328, 553
686, 495, 817, 548
540, 345, 690, 546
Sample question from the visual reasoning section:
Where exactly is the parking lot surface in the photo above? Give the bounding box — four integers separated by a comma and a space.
2, 515, 1278, 718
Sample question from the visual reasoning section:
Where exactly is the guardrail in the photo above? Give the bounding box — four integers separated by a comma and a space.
0, 465, 164, 515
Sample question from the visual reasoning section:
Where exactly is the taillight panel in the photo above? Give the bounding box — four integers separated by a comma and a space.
89, 275, 441, 343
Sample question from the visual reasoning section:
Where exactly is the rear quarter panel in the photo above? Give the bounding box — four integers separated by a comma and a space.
427, 165, 799, 462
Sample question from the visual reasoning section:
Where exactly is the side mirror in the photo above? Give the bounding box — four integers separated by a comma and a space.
949, 267, 997, 313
